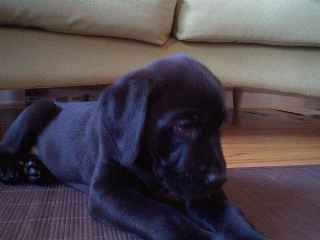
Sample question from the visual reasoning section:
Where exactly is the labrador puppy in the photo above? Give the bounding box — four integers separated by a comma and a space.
0, 55, 265, 240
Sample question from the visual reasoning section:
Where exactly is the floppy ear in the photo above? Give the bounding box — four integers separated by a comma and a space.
97, 71, 152, 167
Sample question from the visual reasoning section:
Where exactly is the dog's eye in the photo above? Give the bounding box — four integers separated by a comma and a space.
173, 116, 200, 138
177, 119, 195, 128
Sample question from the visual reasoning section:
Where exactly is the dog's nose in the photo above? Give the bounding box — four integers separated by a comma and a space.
206, 174, 226, 187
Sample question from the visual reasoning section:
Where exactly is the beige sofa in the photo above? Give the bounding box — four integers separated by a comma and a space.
0, 0, 320, 100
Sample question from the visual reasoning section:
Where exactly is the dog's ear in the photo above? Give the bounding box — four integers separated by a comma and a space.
97, 71, 152, 167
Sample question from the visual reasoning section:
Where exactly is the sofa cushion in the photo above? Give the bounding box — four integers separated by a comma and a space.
0, 0, 177, 45
175, 0, 320, 47
1, 27, 320, 97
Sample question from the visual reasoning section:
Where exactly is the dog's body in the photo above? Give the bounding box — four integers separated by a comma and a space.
0, 55, 265, 240
35, 101, 99, 191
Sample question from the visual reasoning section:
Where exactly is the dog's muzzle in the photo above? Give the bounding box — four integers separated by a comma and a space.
161, 171, 227, 201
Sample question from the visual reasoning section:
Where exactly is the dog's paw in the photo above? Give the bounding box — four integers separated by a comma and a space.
24, 157, 41, 184
215, 232, 267, 240
0, 153, 23, 184
23, 154, 56, 185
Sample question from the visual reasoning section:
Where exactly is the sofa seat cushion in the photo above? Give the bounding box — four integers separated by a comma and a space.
175, 0, 320, 47
0, 0, 177, 45
1, 27, 320, 97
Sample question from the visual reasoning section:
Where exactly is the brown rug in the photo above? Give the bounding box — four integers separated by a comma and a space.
1, 165, 319, 240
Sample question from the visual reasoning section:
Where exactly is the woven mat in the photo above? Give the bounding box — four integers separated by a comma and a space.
1, 166, 320, 240
0, 183, 139, 240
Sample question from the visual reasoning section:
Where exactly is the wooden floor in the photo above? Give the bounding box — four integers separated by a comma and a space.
222, 109, 320, 168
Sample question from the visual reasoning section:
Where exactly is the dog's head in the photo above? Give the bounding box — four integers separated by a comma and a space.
99, 54, 227, 201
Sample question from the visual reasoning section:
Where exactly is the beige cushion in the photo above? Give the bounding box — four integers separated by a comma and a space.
175, 0, 320, 47
0, 0, 177, 45
1, 27, 320, 97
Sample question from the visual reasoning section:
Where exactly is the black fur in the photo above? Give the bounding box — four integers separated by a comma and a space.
0, 55, 266, 240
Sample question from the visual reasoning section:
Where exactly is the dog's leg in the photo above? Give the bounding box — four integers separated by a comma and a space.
0, 100, 60, 184
89, 160, 216, 240
186, 190, 267, 240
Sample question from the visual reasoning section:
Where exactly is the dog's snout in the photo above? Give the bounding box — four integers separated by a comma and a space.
206, 174, 226, 187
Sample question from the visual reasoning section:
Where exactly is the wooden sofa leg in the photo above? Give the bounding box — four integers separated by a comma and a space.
232, 88, 242, 125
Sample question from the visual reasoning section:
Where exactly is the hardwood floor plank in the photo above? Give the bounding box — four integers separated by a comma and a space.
223, 110, 320, 167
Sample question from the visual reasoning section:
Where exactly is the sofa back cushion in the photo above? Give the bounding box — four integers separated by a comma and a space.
0, 0, 177, 45
175, 0, 320, 47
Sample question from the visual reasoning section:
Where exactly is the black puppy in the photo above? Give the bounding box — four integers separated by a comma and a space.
0, 55, 265, 240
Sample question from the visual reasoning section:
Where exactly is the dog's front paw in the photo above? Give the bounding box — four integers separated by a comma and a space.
242, 232, 267, 240
23, 154, 56, 185
24, 156, 41, 184
216, 231, 267, 240
158, 214, 217, 240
